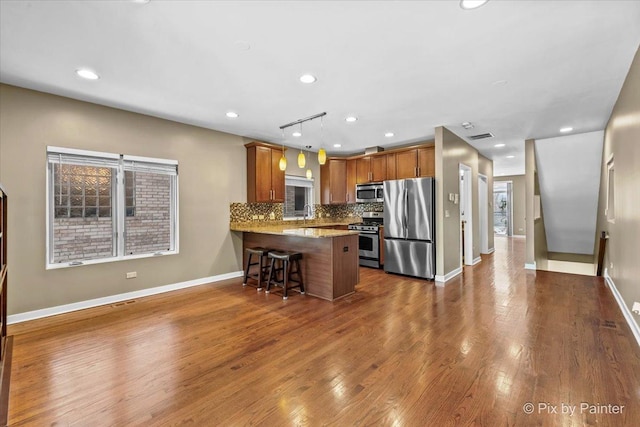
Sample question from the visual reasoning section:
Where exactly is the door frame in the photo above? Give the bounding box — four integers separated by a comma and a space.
478, 174, 489, 254
459, 163, 473, 266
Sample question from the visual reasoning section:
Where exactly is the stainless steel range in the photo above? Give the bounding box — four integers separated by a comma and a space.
348, 211, 383, 268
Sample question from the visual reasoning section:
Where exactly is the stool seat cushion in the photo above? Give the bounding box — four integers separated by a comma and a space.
246, 247, 270, 256
268, 251, 302, 261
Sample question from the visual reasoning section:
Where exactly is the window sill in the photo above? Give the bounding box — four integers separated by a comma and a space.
46, 250, 179, 270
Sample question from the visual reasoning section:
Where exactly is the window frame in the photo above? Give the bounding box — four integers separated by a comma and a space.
46, 146, 179, 269
283, 175, 315, 221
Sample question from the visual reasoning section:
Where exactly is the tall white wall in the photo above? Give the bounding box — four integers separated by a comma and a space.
534, 131, 604, 254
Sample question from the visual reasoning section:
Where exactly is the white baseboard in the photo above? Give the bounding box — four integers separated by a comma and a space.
8, 270, 244, 325
472, 256, 482, 265
485, 247, 495, 254
524, 262, 537, 270
512, 234, 526, 238
435, 267, 462, 286
604, 269, 640, 348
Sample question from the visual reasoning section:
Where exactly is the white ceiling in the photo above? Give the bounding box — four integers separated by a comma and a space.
1, 1, 639, 176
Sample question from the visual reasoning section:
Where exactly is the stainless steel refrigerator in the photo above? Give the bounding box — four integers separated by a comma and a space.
383, 177, 435, 279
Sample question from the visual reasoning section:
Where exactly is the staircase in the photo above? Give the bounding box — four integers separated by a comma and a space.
534, 130, 604, 271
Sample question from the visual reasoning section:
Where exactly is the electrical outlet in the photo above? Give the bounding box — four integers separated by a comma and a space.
126, 271, 137, 279
252, 215, 258, 220
632, 302, 640, 315
269, 212, 275, 220
610, 262, 614, 269
258, 215, 264, 220
326, 213, 331, 217
445, 210, 450, 218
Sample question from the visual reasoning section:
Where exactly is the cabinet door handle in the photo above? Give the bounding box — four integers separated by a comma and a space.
369, 171, 372, 181
330, 193, 333, 203
417, 167, 421, 176
272, 189, 275, 200
414, 167, 418, 177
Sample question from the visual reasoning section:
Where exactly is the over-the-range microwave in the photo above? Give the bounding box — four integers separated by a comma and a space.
356, 182, 384, 203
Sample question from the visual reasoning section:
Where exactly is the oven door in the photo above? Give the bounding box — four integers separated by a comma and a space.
358, 232, 379, 259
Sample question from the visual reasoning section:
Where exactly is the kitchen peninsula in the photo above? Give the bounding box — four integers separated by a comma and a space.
231, 223, 360, 301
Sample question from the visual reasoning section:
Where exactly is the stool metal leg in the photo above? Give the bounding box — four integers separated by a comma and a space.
242, 252, 253, 286
283, 259, 290, 300
294, 259, 305, 294
265, 258, 276, 294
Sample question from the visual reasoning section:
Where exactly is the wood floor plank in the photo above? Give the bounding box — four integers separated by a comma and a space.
6, 236, 640, 426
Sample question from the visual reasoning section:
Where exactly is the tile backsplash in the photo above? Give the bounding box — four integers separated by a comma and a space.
230, 202, 383, 223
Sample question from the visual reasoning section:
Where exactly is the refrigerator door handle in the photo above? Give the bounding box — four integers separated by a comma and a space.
403, 187, 409, 239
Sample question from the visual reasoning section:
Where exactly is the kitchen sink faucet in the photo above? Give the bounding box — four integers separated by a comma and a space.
303, 204, 312, 225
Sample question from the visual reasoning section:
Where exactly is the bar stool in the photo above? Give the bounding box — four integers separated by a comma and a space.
243, 247, 271, 291
266, 251, 305, 300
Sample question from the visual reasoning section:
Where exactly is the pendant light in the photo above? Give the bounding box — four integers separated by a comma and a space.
279, 112, 327, 170
305, 146, 313, 178
298, 149, 306, 168
297, 123, 306, 168
318, 116, 327, 165
279, 130, 287, 171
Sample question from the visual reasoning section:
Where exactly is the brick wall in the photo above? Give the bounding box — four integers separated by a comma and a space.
53, 217, 113, 263
52, 172, 171, 262
125, 172, 171, 254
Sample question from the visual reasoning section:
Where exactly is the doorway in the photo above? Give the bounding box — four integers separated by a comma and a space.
459, 164, 473, 266
478, 174, 489, 254
493, 181, 513, 236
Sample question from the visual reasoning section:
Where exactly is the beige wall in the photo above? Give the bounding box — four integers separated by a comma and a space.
435, 126, 493, 278
594, 47, 640, 324
494, 174, 525, 236
0, 84, 247, 315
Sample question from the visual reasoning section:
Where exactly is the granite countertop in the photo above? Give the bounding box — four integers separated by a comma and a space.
230, 219, 361, 238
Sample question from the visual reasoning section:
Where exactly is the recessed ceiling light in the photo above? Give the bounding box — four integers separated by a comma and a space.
506, 155, 515, 159
385, 132, 395, 137
492, 79, 508, 86
494, 143, 505, 148
76, 68, 99, 80
560, 127, 573, 133
299, 74, 317, 84
292, 131, 302, 137
461, 122, 474, 129
131, 0, 150, 3
345, 116, 357, 123
225, 111, 239, 118
333, 144, 342, 148
460, 0, 489, 10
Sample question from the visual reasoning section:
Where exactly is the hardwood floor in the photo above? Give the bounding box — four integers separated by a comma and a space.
7, 237, 640, 426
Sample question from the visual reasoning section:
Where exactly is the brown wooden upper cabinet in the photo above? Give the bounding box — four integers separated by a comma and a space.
417, 146, 435, 177
346, 159, 357, 204
396, 146, 435, 179
245, 141, 285, 203
386, 153, 397, 181
320, 158, 347, 204
356, 155, 387, 183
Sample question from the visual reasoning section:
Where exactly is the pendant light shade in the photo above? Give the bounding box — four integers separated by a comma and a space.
279, 154, 287, 171
318, 148, 327, 165
306, 168, 312, 179
298, 150, 306, 168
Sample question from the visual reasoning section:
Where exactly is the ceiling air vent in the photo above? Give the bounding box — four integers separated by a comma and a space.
468, 132, 494, 140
